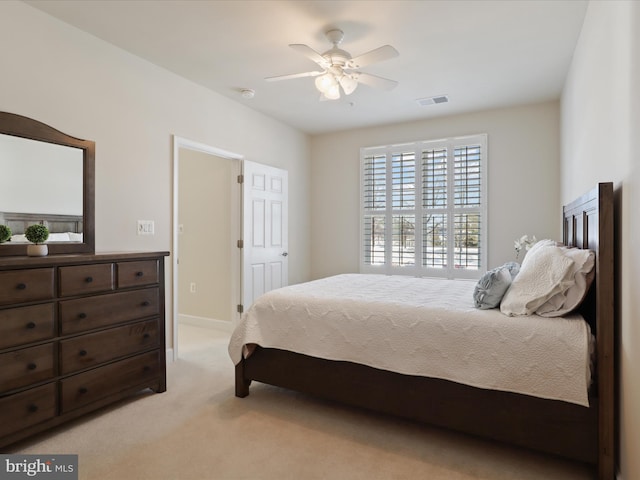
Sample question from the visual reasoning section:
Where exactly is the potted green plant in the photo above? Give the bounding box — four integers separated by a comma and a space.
24, 224, 50, 256
0, 225, 11, 243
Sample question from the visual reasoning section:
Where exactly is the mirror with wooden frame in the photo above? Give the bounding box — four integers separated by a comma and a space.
0, 112, 95, 256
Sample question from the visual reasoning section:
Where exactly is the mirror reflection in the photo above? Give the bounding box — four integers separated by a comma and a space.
0, 133, 84, 243
0, 111, 95, 256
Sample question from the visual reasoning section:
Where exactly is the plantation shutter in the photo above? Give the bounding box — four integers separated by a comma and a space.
361, 134, 486, 278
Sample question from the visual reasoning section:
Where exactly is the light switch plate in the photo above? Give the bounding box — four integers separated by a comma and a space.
137, 220, 154, 235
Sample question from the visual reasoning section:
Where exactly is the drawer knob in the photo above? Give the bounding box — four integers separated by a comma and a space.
79, 349, 88, 356
27, 363, 37, 370
142, 301, 150, 307
79, 387, 88, 394
143, 333, 150, 339
143, 365, 152, 372
78, 312, 87, 319
136, 271, 144, 277
85, 276, 94, 283
27, 404, 39, 413
26, 322, 36, 329
16, 283, 27, 290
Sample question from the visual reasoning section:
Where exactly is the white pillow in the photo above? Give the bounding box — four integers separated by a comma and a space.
9, 234, 28, 243
500, 243, 576, 316
524, 238, 560, 256
47, 232, 71, 242
535, 247, 595, 317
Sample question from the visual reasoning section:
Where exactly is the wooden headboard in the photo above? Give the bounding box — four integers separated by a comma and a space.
562, 182, 614, 478
0, 211, 83, 235
562, 182, 614, 336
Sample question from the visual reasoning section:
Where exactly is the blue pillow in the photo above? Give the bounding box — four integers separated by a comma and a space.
473, 262, 520, 309
502, 261, 520, 279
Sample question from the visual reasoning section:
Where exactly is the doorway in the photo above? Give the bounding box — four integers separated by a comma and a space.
172, 136, 242, 360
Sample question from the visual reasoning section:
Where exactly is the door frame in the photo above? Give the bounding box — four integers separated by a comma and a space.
172, 135, 243, 361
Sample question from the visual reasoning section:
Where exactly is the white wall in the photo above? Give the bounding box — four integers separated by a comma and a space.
178, 150, 235, 325
0, 1, 311, 349
561, 1, 640, 478
310, 101, 560, 280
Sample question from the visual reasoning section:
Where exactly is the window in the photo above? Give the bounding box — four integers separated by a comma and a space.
361, 134, 487, 279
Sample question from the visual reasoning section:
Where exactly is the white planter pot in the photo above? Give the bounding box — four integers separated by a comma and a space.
27, 244, 48, 256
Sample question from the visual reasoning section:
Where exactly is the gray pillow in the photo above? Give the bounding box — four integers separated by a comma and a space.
473, 262, 520, 309
502, 261, 520, 279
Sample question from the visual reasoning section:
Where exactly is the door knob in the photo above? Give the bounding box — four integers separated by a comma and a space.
281, 252, 288, 257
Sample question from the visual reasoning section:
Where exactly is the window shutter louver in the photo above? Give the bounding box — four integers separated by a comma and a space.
423, 213, 447, 268
392, 151, 416, 210
363, 154, 386, 210
422, 148, 447, 208
452, 144, 482, 270
391, 151, 416, 266
363, 154, 387, 265
454, 145, 482, 208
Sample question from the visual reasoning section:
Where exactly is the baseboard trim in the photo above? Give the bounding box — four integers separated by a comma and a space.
179, 314, 234, 333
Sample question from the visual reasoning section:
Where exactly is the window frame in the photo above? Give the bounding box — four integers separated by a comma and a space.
359, 134, 487, 279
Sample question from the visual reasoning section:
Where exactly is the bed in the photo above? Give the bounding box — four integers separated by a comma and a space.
230, 182, 615, 480
0, 211, 83, 242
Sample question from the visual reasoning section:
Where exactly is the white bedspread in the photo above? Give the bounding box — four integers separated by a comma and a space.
228, 274, 593, 406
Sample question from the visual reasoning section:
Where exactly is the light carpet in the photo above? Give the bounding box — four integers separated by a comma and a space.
8, 324, 595, 480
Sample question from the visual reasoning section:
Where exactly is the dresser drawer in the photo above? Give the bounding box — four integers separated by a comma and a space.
60, 350, 161, 413
59, 263, 115, 297
0, 304, 55, 350
0, 269, 55, 306
117, 260, 159, 288
59, 287, 159, 335
0, 383, 57, 438
0, 344, 55, 392
60, 319, 159, 374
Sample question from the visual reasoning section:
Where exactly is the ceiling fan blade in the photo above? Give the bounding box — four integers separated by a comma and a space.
353, 72, 398, 91
348, 45, 399, 69
289, 44, 331, 68
265, 70, 324, 82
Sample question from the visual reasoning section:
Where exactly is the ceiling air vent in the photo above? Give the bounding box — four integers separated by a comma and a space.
416, 95, 449, 106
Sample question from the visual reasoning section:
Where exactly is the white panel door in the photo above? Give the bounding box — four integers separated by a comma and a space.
242, 160, 288, 311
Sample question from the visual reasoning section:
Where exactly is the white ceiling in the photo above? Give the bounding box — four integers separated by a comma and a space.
25, 0, 588, 135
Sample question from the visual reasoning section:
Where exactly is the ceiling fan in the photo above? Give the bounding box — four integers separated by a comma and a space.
266, 29, 399, 100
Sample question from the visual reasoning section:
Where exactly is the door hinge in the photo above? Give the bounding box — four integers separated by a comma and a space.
237, 239, 244, 249
237, 174, 244, 184
237, 304, 244, 314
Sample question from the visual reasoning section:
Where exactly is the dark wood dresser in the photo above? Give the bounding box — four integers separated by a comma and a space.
0, 251, 169, 448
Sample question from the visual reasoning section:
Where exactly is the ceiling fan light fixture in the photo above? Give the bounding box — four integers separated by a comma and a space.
339, 74, 358, 95
315, 73, 336, 94
324, 83, 341, 100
